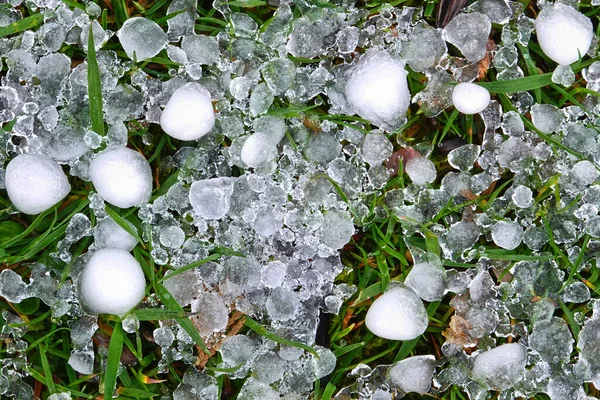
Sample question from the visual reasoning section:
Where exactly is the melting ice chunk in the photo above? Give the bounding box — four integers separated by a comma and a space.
405, 156, 437, 186
160, 82, 215, 141
94, 216, 138, 251
442, 12, 491, 62
387, 355, 435, 394
361, 133, 393, 166
365, 284, 428, 340
405, 262, 446, 302
5, 154, 71, 215
491, 220, 523, 250
78, 248, 146, 315
118, 17, 168, 61
471, 343, 528, 390
189, 178, 235, 219
240, 133, 278, 168
451, 83, 491, 115
345, 51, 410, 129
321, 210, 355, 250
89, 147, 153, 209
191, 292, 229, 336
535, 4, 593, 65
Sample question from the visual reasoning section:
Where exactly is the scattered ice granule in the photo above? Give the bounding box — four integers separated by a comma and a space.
159, 225, 185, 248
447, 144, 481, 171
261, 261, 287, 288
163, 268, 200, 307
78, 248, 146, 315
529, 317, 573, 366
89, 147, 153, 209
253, 352, 287, 383
386, 355, 436, 394
321, 210, 354, 250
230, 12, 258, 38
237, 379, 279, 400
401, 22, 447, 72
523, 225, 551, 251
511, 185, 533, 208
491, 220, 523, 250
531, 103, 563, 133
571, 160, 599, 187
80, 20, 108, 52
68, 347, 95, 374
471, 343, 528, 390
361, 133, 393, 166
469, 0, 513, 25
153, 326, 175, 348
451, 83, 491, 115
249, 83, 274, 116
94, 216, 137, 251
345, 50, 411, 129
0, 269, 29, 303
181, 35, 219, 65
552, 64, 576, 86
336, 26, 359, 54
189, 178, 235, 219
305, 134, 342, 165
240, 133, 278, 168
501, 111, 524, 136
5, 153, 71, 215
442, 12, 491, 62
405, 156, 437, 186
286, 18, 323, 59
261, 57, 296, 96
365, 284, 428, 341
190, 292, 229, 336
535, 4, 593, 65
562, 281, 591, 303
444, 221, 481, 255
48, 393, 72, 400
405, 261, 446, 302
220, 334, 260, 367
266, 287, 300, 321
118, 17, 167, 61
254, 116, 286, 145
160, 82, 215, 141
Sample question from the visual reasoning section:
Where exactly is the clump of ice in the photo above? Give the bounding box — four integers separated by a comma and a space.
240, 133, 278, 168
491, 220, 523, 250
89, 147, 153, 208
405, 156, 437, 186
5, 154, 71, 215
344, 51, 410, 130
471, 343, 528, 390
94, 216, 138, 251
405, 261, 446, 302
451, 83, 491, 115
365, 284, 428, 340
387, 355, 435, 394
190, 292, 229, 336
189, 178, 235, 219
160, 82, 215, 141
535, 4, 593, 65
442, 12, 491, 62
78, 248, 146, 315
118, 17, 168, 61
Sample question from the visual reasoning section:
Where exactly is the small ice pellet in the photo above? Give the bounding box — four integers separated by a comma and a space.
511, 185, 533, 208
387, 355, 436, 394
78, 248, 146, 315
365, 285, 428, 341
405, 156, 437, 186
535, 4, 593, 65
472, 343, 528, 390
89, 147, 153, 209
118, 17, 167, 62
5, 153, 71, 215
452, 82, 491, 115
491, 220, 523, 250
240, 132, 278, 168
160, 82, 215, 141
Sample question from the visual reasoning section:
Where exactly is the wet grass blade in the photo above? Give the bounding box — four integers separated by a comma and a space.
39, 344, 56, 395
105, 321, 124, 400
131, 308, 187, 321
159, 253, 222, 283
87, 24, 104, 136
244, 316, 318, 357
476, 73, 552, 93
0, 13, 43, 38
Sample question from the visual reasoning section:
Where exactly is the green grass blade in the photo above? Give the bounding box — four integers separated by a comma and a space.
244, 316, 318, 357
131, 308, 187, 321
39, 344, 56, 395
87, 24, 104, 136
105, 321, 124, 400
158, 253, 222, 283
476, 73, 552, 93
320, 382, 337, 400
0, 13, 43, 38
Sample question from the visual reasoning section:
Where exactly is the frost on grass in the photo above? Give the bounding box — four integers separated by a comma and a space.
2, 0, 600, 399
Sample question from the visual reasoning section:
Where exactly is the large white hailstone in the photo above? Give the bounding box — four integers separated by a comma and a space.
387, 355, 436, 394
118, 17, 168, 62
89, 147, 153, 209
240, 132, 278, 168
405, 156, 437, 186
5, 154, 71, 215
451, 82, 491, 115
345, 50, 411, 129
471, 343, 528, 390
535, 4, 594, 65
365, 285, 428, 340
78, 249, 146, 315
160, 83, 215, 141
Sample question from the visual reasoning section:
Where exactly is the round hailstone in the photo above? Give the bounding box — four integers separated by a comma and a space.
89, 147, 153, 209
491, 220, 523, 250
118, 17, 168, 62
5, 154, 71, 215
405, 156, 437, 186
345, 50, 410, 129
365, 285, 428, 340
387, 355, 436, 394
471, 343, 528, 390
160, 82, 215, 141
535, 4, 593, 65
452, 83, 491, 115
240, 132, 278, 168
78, 248, 146, 315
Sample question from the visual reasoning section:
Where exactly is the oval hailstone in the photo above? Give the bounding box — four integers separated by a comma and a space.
78, 248, 146, 315
118, 17, 167, 62
160, 82, 215, 141
472, 343, 528, 390
365, 285, 428, 340
452, 83, 491, 115
5, 154, 71, 215
535, 4, 593, 65
89, 147, 153, 208
345, 50, 410, 129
